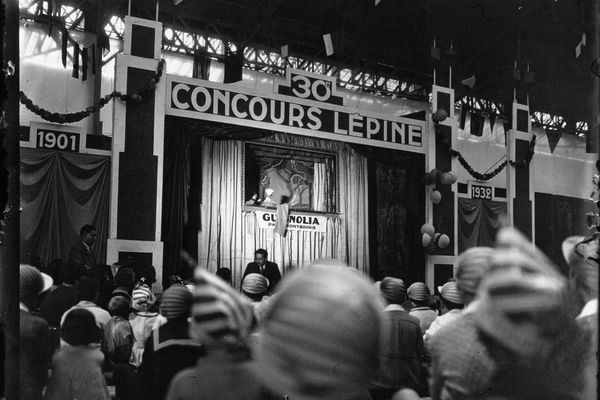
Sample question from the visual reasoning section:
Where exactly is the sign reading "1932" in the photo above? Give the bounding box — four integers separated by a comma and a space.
471, 184, 493, 200
36, 129, 80, 152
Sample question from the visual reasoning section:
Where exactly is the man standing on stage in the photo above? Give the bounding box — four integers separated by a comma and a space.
242, 249, 281, 294
68, 224, 97, 271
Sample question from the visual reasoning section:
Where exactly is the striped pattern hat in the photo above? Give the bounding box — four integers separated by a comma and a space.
160, 285, 192, 320
407, 282, 430, 302
131, 282, 156, 311
189, 267, 254, 345
242, 273, 269, 295
253, 263, 385, 399
380, 277, 406, 304
473, 268, 570, 358
455, 247, 494, 300
438, 281, 463, 304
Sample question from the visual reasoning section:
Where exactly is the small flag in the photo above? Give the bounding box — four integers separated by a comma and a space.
323, 33, 334, 56
430, 46, 441, 60
489, 114, 497, 132
281, 44, 288, 57
459, 106, 467, 130
470, 112, 484, 136
582, 33, 587, 46
546, 129, 562, 154
375, 0, 381, 5
576, 42, 582, 58
461, 75, 476, 88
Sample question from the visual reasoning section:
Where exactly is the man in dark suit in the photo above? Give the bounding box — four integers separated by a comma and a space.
68, 224, 97, 271
242, 249, 281, 294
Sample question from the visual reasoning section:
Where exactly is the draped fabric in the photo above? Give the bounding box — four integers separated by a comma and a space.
313, 162, 326, 212
20, 148, 110, 265
457, 198, 507, 253
197, 134, 370, 288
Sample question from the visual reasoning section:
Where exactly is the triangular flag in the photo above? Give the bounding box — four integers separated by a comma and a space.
375, 0, 381, 5
430, 46, 441, 60
323, 33, 334, 56
546, 129, 562, 153
461, 75, 476, 88
576, 42, 582, 58
281, 44, 288, 57
582, 33, 587, 46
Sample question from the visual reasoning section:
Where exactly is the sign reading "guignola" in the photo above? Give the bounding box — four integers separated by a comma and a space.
165, 69, 426, 153
255, 211, 327, 233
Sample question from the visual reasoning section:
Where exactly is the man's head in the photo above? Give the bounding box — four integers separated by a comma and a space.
254, 249, 268, 267
216, 268, 232, 285
76, 276, 100, 303
80, 224, 97, 246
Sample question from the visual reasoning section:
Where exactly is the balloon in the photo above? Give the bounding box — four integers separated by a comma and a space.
440, 172, 457, 185
438, 234, 450, 248
424, 172, 435, 185
430, 168, 441, 180
420, 223, 435, 236
422, 233, 432, 247
432, 109, 448, 122
430, 190, 442, 204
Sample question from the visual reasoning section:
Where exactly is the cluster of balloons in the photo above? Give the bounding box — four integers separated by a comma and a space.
420, 223, 450, 253
425, 169, 457, 204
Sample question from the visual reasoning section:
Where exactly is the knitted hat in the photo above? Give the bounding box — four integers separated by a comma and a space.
131, 282, 156, 311
455, 246, 494, 300
253, 263, 385, 400
189, 267, 254, 346
242, 273, 269, 295
160, 285, 193, 320
407, 282, 430, 302
473, 268, 570, 358
380, 277, 406, 304
438, 281, 463, 304
20, 264, 53, 303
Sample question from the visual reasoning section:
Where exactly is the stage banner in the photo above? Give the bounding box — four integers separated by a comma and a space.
255, 210, 327, 233
165, 68, 427, 154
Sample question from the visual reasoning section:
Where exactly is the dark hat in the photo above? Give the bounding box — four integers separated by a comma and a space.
160, 285, 192, 320
380, 277, 406, 304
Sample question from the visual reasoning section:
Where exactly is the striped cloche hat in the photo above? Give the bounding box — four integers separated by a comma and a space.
380, 277, 407, 304
242, 273, 270, 295
160, 285, 193, 320
189, 267, 254, 346
407, 282, 431, 302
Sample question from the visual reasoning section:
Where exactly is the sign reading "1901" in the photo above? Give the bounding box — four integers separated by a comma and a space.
36, 129, 80, 152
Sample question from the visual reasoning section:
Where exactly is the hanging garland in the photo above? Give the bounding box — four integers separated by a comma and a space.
435, 121, 535, 181
19, 59, 165, 124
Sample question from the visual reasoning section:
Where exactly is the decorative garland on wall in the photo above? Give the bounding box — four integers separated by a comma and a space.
434, 120, 536, 181
19, 59, 165, 124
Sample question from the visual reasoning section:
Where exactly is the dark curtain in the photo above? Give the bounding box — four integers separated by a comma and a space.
366, 148, 425, 283
457, 198, 507, 253
20, 148, 110, 266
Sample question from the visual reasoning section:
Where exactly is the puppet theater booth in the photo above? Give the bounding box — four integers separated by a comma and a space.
159, 71, 428, 287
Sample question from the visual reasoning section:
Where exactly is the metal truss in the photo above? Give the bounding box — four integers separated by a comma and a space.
17, 2, 589, 136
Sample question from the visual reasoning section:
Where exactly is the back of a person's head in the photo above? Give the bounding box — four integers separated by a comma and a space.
45, 258, 63, 284
76, 276, 99, 302
242, 273, 269, 301
20, 264, 52, 309
115, 266, 136, 288
439, 281, 464, 310
455, 246, 494, 304
253, 262, 385, 400
160, 285, 192, 320
407, 282, 431, 306
61, 308, 101, 346
380, 277, 407, 305
216, 268, 232, 283
108, 295, 131, 318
